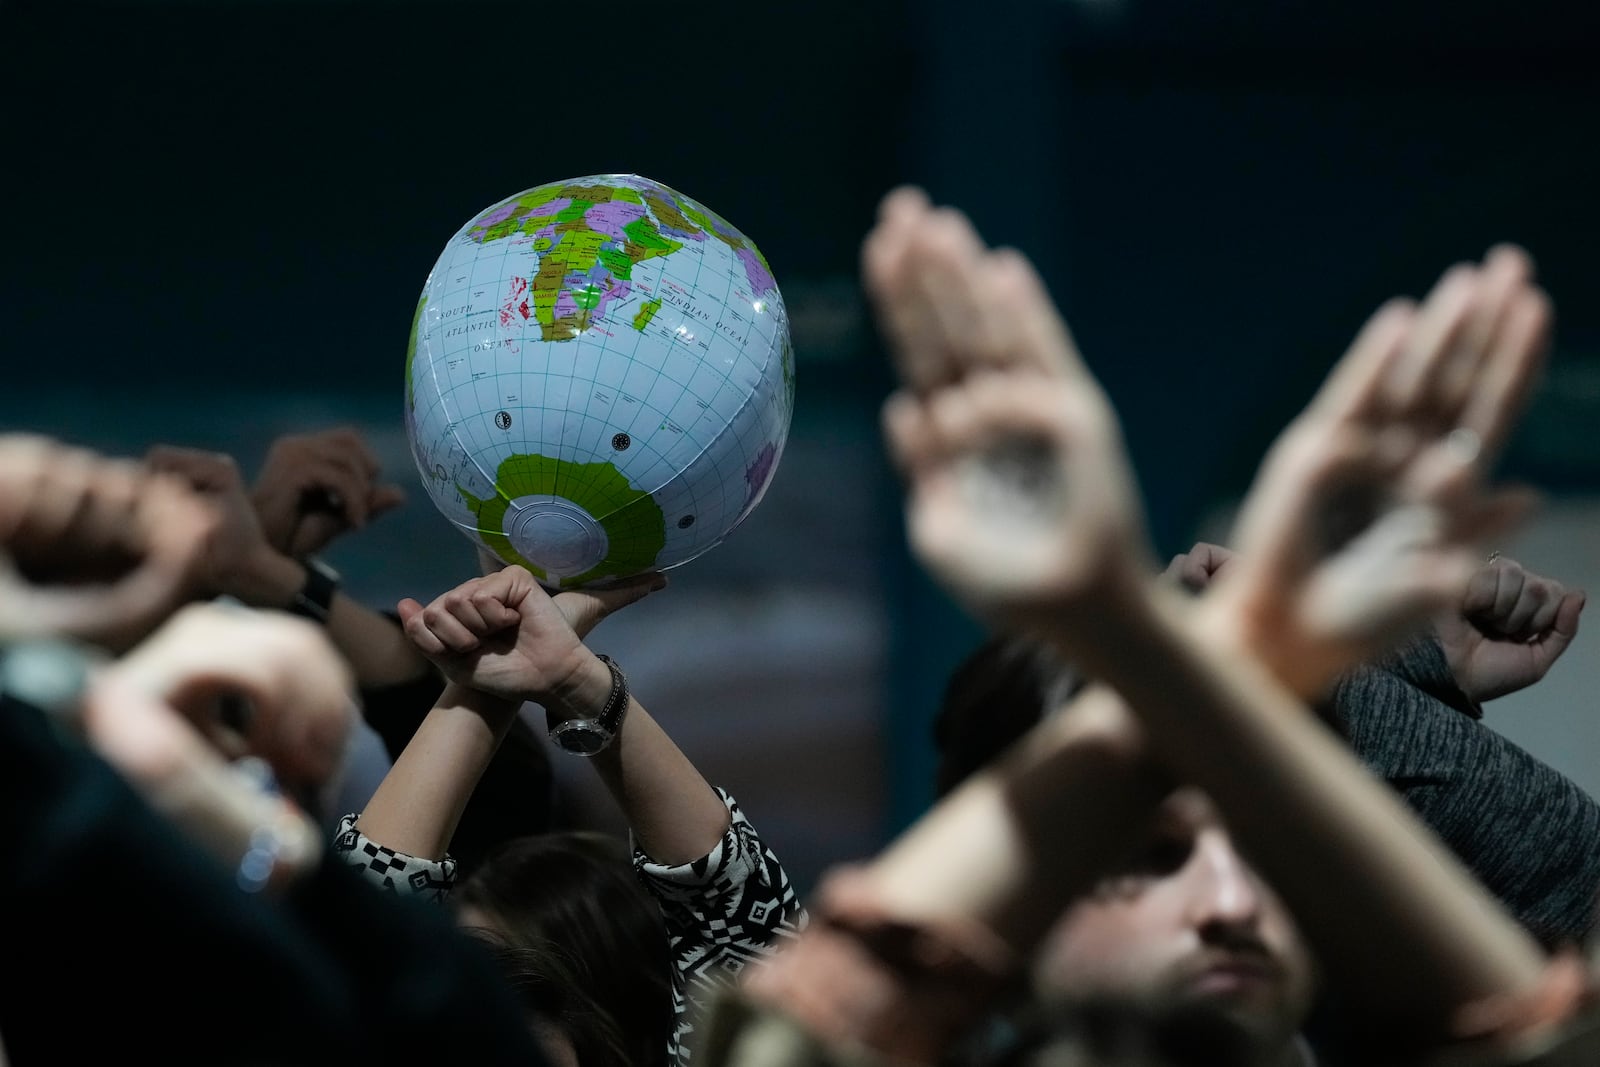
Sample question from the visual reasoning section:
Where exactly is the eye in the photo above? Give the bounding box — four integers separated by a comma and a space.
1121, 832, 1195, 879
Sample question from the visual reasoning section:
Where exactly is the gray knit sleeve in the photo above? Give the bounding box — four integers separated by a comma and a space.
1327, 662, 1600, 947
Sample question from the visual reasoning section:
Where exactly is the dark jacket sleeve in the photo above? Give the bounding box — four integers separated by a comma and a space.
0, 690, 544, 1066
1325, 637, 1600, 948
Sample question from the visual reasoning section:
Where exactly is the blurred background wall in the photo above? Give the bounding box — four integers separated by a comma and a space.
3, 0, 1599, 892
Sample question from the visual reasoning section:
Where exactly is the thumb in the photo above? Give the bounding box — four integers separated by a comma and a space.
1547, 589, 1585, 647
396, 597, 424, 628
367, 483, 408, 520
1529, 590, 1585, 674
564, 573, 667, 640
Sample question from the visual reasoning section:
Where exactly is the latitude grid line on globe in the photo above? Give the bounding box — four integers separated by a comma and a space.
454, 231, 522, 531
657, 215, 749, 537
436, 233, 516, 538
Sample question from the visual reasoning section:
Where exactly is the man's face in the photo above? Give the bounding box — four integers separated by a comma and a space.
1032, 789, 1317, 1048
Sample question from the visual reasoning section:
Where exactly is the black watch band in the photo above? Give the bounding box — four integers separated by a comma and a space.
288, 557, 340, 624
546, 654, 629, 756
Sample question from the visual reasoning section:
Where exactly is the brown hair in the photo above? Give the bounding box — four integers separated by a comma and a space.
457, 831, 674, 1067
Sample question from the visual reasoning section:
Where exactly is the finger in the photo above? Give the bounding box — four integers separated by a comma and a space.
481, 563, 538, 605
1528, 590, 1585, 676
1489, 558, 1527, 623
925, 372, 1102, 463
861, 189, 932, 374
420, 602, 482, 653
299, 456, 371, 529
398, 597, 447, 656
880, 390, 936, 481
1459, 559, 1505, 618
861, 186, 932, 297
1384, 265, 1479, 415
905, 208, 1002, 380
1456, 287, 1552, 462
1434, 246, 1533, 420
1502, 576, 1554, 638
145, 446, 243, 493
56, 460, 179, 585
367, 483, 408, 519
1388, 549, 1482, 627
884, 208, 978, 390
1193, 542, 1236, 577
318, 426, 382, 478
1310, 299, 1417, 423
1552, 590, 1585, 643
77, 474, 221, 650
1163, 555, 1210, 593
469, 590, 521, 631
984, 248, 1089, 381
312, 443, 374, 502
7, 445, 95, 551
441, 588, 494, 635
561, 572, 667, 639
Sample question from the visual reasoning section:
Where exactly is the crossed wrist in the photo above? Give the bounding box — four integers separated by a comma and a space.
219, 547, 305, 609
537, 650, 615, 720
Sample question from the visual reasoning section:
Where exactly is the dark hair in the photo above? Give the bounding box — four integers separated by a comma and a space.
932, 634, 1084, 797
457, 831, 674, 1067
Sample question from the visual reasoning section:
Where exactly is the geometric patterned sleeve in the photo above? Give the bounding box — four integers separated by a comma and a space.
633, 788, 808, 1067
331, 812, 459, 905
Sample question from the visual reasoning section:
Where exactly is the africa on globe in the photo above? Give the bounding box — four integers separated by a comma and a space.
405, 174, 794, 587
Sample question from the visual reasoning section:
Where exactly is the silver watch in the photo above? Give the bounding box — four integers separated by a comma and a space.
546, 654, 628, 756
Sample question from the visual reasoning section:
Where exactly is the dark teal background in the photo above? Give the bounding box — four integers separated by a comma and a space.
4, 0, 1600, 885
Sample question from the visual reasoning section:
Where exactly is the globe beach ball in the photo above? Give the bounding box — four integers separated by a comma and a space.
405, 174, 794, 587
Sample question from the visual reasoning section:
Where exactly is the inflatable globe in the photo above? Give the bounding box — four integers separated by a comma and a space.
405, 174, 794, 587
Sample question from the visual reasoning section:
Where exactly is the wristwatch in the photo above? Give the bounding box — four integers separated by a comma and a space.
287, 556, 341, 624
546, 654, 629, 756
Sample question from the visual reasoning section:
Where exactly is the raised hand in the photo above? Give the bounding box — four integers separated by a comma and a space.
0, 435, 218, 651
251, 427, 407, 558
82, 602, 354, 890
1435, 555, 1585, 703
102, 601, 356, 796
397, 565, 663, 705
1206, 247, 1550, 697
144, 444, 300, 605
864, 189, 1152, 634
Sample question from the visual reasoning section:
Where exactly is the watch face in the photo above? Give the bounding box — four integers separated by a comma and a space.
550, 718, 614, 755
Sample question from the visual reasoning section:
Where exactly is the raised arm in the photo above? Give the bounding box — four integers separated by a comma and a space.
248, 426, 408, 561
0, 435, 217, 651
883, 197, 1557, 1044
1434, 554, 1586, 706
349, 565, 661, 861
145, 441, 430, 689
740, 191, 1564, 1064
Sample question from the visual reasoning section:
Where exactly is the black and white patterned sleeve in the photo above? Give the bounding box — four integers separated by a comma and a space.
331, 813, 458, 904
633, 788, 807, 1065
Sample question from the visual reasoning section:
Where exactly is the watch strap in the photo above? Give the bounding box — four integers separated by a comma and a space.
288, 557, 340, 624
